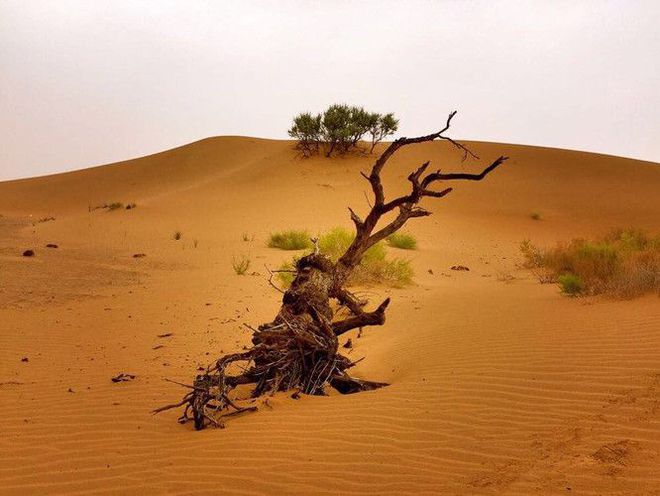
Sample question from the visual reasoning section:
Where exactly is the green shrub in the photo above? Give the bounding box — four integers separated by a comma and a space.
558, 274, 584, 296
276, 227, 413, 288
232, 255, 251, 275
521, 228, 660, 298
386, 232, 417, 250
289, 104, 398, 157
268, 230, 312, 250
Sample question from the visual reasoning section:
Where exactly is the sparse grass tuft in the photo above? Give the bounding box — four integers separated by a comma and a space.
107, 202, 124, 211
232, 255, 251, 275
521, 228, 660, 298
242, 232, 254, 242
173, 231, 182, 241
530, 211, 542, 221
276, 227, 413, 288
386, 232, 417, 250
268, 230, 312, 250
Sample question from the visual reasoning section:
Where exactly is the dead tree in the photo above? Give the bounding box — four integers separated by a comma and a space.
156, 111, 507, 429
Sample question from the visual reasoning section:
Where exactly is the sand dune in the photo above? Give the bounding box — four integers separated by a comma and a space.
1, 138, 659, 495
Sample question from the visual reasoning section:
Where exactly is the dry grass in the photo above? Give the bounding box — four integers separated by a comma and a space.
268, 230, 312, 250
232, 255, 251, 275
386, 232, 417, 250
521, 228, 660, 298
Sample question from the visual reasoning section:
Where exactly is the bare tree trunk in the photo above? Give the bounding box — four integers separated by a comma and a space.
157, 111, 507, 429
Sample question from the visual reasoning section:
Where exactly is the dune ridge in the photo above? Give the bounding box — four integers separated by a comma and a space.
1, 137, 659, 495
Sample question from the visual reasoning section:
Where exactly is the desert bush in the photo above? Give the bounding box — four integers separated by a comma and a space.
558, 273, 584, 296
232, 255, 251, 275
386, 232, 417, 250
289, 104, 398, 157
268, 230, 312, 250
276, 226, 413, 288
521, 229, 660, 298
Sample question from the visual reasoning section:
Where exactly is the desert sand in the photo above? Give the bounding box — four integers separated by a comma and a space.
1, 137, 659, 495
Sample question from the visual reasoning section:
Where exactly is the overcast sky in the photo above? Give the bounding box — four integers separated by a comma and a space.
1, 1, 658, 180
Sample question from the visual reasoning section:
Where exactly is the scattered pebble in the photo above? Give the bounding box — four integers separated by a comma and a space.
343, 338, 353, 349
21, 357, 29, 362
133, 253, 146, 258
46, 244, 59, 249
22, 250, 35, 257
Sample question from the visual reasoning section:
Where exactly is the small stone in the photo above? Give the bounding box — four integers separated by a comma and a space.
450, 265, 470, 271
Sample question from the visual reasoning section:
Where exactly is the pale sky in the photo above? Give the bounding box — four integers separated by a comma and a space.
1, 0, 658, 181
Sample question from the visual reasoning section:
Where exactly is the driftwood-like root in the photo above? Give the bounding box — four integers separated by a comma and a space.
156, 311, 385, 430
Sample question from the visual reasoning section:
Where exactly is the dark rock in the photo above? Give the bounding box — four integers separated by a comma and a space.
450, 265, 470, 271
111, 373, 136, 383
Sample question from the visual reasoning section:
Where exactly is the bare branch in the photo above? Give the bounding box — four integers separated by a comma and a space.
332, 298, 391, 336
337, 111, 507, 272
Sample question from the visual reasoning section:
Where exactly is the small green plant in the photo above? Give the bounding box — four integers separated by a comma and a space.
173, 231, 182, 241
530, 211, 542, 221
276, 226, 413, 288
386, 232, 417, 250
232, 255, 251, 275
107, 202, 124, 211
268, 230, 312, 250
558, 273, 584, 296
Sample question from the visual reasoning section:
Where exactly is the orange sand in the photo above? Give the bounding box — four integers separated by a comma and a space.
1, 138, 659, 495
